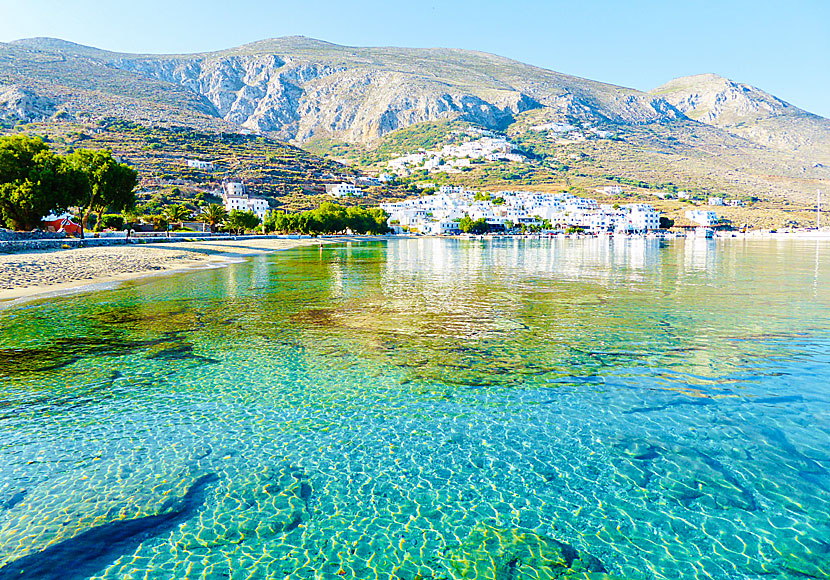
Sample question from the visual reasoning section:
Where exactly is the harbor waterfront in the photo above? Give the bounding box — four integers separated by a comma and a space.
1, 236, 830, 579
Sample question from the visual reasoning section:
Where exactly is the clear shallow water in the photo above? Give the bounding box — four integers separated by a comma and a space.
1, 237, 829, 580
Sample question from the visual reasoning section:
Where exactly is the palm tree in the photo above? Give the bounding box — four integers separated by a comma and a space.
162, 204, 192, 231
197, 203, 228, 233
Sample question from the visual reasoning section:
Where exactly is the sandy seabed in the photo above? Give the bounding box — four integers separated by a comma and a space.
0, 237, 337, 305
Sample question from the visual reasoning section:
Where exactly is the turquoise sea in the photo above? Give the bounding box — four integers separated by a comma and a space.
1, 237, 829, 580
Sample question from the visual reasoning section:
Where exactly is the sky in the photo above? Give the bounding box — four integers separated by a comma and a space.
1, 0, 828, 118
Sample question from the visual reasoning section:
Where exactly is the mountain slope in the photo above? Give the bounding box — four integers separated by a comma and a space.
0, 39, 228, 129
3, 36, 683, 143
0, 37, 827, 206
652, 74, 830, 164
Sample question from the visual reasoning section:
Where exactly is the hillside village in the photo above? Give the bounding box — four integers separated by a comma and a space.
380, 186, 668, 235
383, 124, 618, 177
386, 128, 526, 176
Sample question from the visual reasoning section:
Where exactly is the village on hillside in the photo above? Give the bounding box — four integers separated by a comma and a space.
378, 185, 724, 235
383, 123, 618, 177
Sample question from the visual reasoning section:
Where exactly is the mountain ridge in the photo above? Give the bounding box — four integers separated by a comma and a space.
1, 36, 828, 205
652, 72, 830, 163
2, 36, 688, 143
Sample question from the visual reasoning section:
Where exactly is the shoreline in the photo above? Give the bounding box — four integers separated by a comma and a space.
2, 231, 829, 308
0, 236, 358, 308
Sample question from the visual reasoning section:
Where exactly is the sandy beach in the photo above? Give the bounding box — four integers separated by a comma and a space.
0, 237, 336, 305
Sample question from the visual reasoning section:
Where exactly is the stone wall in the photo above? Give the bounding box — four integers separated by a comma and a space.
0, 229, 67, 242
0, 234, 314, 254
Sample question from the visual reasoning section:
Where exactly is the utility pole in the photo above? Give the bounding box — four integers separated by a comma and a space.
818, 189, 822, 230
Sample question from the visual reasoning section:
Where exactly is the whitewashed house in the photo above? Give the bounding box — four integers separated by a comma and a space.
223, 182, 246, 196
686, 210, 719, 226
187, 159, 214, 170
222, 182, 269, 220
586, 210, 619, 232
329, 183, 365, 198
624, 204, 661, 231
439, 185, 466, 195
423, 220, 462, 235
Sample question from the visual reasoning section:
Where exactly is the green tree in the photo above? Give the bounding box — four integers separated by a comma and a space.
0, 135, 86, 230
459, 215, 488, 234
162, 204, 192, 230
262, 204, 389, 235
122, 207, 142, 228
366, 207, 391, 235
312, 202, 348, 234
458, 215, 474, 233
70, 149, 138, 231
225, 210, 260, 234
263, 209, 298, 233
99, 214, 125, 230
198, 203, 229, 233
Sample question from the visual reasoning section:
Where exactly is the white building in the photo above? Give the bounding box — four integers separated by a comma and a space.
686, 210, 719, 226
222, 182, 269, 220
618, 204, 660, 231
585, 210, 620, 232
356, 176, 382, 187
708, 197, 724, 206
223, 182, 246, 196
381, 188, 664, 234
329, 183, 365, 198
386, 136, 526, 176
439, 185, 467, 195
423, 220, 462, 235
187, 159, 214, 170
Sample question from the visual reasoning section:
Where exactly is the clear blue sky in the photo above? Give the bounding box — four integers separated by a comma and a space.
1, 0, 828, 117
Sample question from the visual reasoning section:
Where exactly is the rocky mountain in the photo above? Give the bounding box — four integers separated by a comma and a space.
653, 73, 799, 125
1, 36, 684, 144
652, 74, 830, 164
0, 37, 827, 204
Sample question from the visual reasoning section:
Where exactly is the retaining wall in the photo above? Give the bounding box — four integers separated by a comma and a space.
0, 234, 314, 254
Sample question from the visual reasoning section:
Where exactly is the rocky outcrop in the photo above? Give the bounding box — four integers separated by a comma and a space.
4, 37, 825, 166
0, 85, 57, 123
446, 524, 608, 579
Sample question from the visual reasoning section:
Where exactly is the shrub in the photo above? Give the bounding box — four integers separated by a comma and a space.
100, 214, 125, 230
